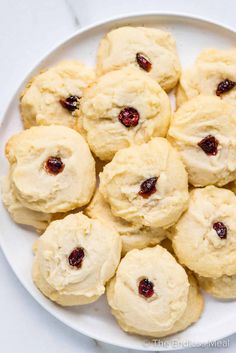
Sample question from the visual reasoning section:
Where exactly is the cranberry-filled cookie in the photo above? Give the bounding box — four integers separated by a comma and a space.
5, 125, 95, 213
172, 186, 236, 278
176, 47, 236, 108
97, 26, 181, 92
86, 190, 167, 256
106, 245, 198, 337
33, 212, 121, 306
99, 138, 189, 228
20, 60, 95, 130
168, 95, 236, 187
80, 67, 171, 161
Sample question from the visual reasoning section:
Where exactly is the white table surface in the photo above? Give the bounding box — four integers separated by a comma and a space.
0, 1, 236, 352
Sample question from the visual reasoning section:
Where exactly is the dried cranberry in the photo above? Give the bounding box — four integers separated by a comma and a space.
60, 95, 80, 112
44, 157, 64, 175
213, 222, 227, 239
138, 177, 158, 198
197, 135, 219, 156
136, 53, 152, 72
216, 79, 235, 96
68, 247, 85, 268
138, 278, 154, 298
118, 107, 139, 127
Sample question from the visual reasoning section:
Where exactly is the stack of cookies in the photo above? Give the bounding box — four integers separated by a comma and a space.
2, 25, 236, 338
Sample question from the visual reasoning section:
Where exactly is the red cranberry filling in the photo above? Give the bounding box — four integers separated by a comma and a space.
68, 247, 85, 268
216, 79, 235, 96
44, 157, 64, 175
138, 278, 154, 298
60, 95, 80, 112
213, 222, 227, 239
136, 53, 152, 72
118, 107, 140, 127
138, 177, 158, 198
197, 135, 219, 156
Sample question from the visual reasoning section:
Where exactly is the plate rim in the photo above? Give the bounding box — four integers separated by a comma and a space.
1, 11, 236, 351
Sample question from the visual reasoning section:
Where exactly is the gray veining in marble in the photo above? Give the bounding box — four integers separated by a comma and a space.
65, 0, 81, 28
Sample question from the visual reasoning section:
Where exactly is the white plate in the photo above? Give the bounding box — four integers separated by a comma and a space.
1, 13, 236, 351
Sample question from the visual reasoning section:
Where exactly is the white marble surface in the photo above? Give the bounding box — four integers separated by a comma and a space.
1, 0, 236, 352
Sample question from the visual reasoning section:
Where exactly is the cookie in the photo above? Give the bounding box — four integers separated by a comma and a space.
149, 243, 204, 335
172, 186, 236, 278
176, 47, 236, 107
97, 26, 181, 92
158, 273, 204, 337
198, 274, 236, 299
168, 95, 236, 187
33, 212, 121, 306
2, 170, 68, 232
5, 125, 96, 213
80, 67, 171, 161
99, 138, 189, 228
106, 245, 189, 337
2, 171, 51, 231
86, 190, 167, 256
20, 60, 95, 130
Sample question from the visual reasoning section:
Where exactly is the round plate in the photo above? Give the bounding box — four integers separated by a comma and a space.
1, 13, 236, 351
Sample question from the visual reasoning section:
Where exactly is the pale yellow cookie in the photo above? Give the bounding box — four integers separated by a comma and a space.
21, 60, 95, 130
156, 273, 204, 337
176, 47, 236, 107
5, 125, 95, 213
172, 186, 236, 278
2, 170, 68, 232
106, 245, 189, 337
80, 67, 171, 161
100, 138, 189, 228
97, 26, 181, 92
86, 190, 167, 256
168, 95, 236, 187
150, 241, 204, 335
33, 212, 121, 306
2, 171, 51, 232
198, 274, 236, 299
